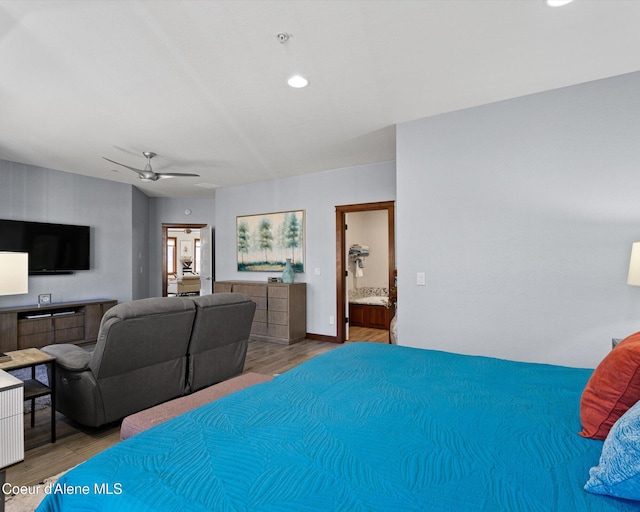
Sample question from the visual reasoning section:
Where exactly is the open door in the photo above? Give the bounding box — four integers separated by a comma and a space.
162, 223, 208, 297
199, 225, 213, 295
344, 216, 351, 341
336, 201, 395, 343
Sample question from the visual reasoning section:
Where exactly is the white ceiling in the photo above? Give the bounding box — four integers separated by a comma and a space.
2, 0, 640, 198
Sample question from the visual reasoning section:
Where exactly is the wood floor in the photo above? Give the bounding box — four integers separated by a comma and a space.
5, 327, 388, 488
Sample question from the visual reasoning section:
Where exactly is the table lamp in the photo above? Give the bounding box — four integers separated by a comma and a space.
628, 243, 640, 286
0, 252, 29, 296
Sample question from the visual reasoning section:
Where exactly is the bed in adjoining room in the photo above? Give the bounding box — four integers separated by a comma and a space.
37, 339, 640, 511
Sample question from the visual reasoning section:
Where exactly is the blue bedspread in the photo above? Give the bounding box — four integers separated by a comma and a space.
37, 343, 638, 511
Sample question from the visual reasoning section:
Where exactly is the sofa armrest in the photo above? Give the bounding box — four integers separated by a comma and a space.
41, 344, 92, 371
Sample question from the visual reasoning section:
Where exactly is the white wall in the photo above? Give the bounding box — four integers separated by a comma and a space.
0, 160, 135, 306
215, 161, 396, 337
397, 71, 640, 368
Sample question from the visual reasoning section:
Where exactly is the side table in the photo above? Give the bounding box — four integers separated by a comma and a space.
0, 348, 56, 444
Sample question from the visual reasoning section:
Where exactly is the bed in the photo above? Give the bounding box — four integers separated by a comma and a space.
37, 342, 639, 511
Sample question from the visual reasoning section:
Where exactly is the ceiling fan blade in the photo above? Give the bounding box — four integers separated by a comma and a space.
102, 157, 145, 175
104, 153, 199, 182
155, 172, 201, 180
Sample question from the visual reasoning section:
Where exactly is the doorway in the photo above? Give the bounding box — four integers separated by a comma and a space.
161, 223, 212, 297
336, 201, 395, 343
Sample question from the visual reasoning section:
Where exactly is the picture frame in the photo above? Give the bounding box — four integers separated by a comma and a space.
237, 210, 305, 272
38, 293, 52, 307
180, 240, 192, 258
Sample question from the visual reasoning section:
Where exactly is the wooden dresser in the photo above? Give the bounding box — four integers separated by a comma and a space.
0, 299, 117, 352
214, 281, 306, 345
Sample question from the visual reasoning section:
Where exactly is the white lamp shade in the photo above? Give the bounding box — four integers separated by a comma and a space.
0, 252, 29, 296
628, 243, 640, 286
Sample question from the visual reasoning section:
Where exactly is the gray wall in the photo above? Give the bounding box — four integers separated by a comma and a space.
396, 71, 640, 368
131, 187, 150, 299
0, 161, 135, 307
215, 161, 396, 337
148, 197, 215, 297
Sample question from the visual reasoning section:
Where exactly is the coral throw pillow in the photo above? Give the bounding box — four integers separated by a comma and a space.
580, 332, 640, 439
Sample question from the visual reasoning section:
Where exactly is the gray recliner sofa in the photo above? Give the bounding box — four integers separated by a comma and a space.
41, 293, 256, 427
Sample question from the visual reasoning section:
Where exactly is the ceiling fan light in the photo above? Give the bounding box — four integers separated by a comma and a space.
287, 75, 309, 88
546, 0, 574, 6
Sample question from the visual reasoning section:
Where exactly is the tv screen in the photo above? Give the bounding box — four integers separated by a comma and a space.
0, 219, 90, 274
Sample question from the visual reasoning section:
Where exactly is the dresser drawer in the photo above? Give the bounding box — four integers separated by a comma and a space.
251, 297, 267, 310
53, 313, 84, 330
268, 310, 288, 326
268, 324, 290, 339
18, 318, 52, 336
54, 327, 85, 343
267, 286, 290, 299
268, 298, 288, 312
251, 322, 268, 336
18, 332, 53, 349
253, 309, 267, 323
234, 284, 266, 297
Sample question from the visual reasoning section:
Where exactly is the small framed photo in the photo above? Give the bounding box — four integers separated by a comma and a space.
38, 293, 52, 307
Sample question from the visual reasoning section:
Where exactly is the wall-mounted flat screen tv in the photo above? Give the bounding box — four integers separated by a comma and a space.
0, 219, 90, 274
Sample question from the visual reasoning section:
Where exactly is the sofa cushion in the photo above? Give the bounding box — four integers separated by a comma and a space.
91, 296, 196, 378
186, 293, 256, 392
41, 344, 91, 371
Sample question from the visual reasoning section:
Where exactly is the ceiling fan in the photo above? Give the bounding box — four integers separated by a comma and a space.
103, 151, 200, 182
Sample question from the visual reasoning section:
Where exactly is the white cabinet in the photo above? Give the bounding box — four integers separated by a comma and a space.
0, 370, 24, 469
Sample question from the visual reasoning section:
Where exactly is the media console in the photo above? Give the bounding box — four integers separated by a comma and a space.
0, 299, 117, 352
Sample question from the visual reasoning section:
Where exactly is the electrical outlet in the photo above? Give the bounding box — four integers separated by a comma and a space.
417, 272, 426, 286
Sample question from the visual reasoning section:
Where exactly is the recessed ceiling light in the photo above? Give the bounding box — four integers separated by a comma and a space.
287, 75, 309, 88
546, 0, 574, 6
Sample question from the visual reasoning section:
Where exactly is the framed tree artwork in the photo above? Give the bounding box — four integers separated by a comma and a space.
237, 210, 305, 272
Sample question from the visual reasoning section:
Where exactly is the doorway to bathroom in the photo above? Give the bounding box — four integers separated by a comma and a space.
335, 201, 395, 343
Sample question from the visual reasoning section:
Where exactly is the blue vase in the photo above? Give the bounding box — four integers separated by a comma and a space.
282, 258, 294, 283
